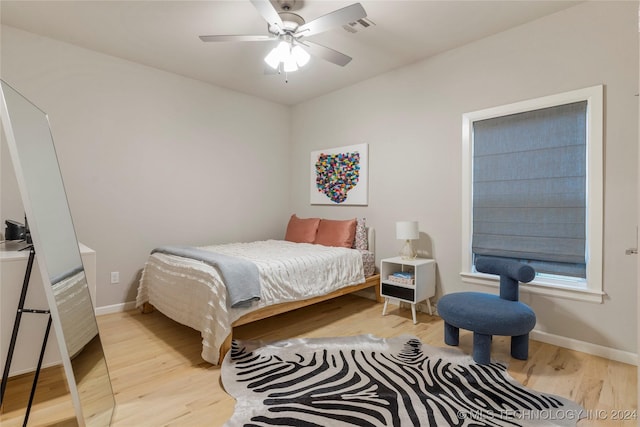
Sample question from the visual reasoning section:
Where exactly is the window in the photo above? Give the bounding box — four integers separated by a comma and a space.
461, 86, 604, 303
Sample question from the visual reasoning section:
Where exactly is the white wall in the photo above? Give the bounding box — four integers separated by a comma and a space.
1, 2, 637, 356
1, 25, 291, 307
290, 2, 639, 354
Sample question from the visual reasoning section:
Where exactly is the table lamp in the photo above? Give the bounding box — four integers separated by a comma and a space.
396, 221, 419, 260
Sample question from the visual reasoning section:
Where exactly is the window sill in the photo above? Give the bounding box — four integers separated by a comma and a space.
460, 272, 605, 304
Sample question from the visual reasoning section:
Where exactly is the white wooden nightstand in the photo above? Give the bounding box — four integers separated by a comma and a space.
380, 257, 436, 324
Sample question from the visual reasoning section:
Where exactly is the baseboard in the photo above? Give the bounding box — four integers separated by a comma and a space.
530, 330, 637, 366
96, 301, 137, 316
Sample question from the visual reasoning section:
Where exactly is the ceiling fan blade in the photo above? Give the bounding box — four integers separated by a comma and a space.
296, 3, 366, 37
302, 41, 352, 67
199, 35, 275, 42
250, 0, 284, 31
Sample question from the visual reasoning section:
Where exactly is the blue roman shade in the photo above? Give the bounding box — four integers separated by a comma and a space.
472, 101, 587, 278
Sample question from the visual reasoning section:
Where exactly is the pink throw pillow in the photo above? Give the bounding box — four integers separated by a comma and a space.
314, 218, 357, 248
284, 214, 320, 244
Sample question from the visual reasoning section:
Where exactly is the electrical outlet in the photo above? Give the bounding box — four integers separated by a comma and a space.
110, 271, 120, 284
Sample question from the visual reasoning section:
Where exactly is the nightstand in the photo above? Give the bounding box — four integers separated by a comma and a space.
380, 257, 436, 324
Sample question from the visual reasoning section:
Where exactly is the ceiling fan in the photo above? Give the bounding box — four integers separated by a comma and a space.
199, 0, 367, 73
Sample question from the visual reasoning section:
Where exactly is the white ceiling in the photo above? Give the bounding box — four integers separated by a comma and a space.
0, 1, 581, 105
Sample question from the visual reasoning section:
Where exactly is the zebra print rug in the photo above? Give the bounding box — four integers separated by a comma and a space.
221, 335, 584, 427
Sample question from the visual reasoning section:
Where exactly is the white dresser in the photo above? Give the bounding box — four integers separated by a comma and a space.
0, 242, 96, 376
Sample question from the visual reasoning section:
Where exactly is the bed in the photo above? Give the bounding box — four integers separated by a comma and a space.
135, 216, 381, 365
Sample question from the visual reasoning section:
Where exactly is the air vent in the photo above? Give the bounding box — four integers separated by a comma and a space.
342, 17, 375, 33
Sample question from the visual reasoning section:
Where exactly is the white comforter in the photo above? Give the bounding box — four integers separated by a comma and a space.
53, 270, 98, 357
136, 240, 365, 364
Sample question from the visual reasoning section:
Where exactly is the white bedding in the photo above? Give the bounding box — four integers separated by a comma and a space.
53, 270, 98, 358
136, 240, 366, 364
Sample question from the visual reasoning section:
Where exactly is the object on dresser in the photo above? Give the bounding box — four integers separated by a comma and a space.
387, 271, 415, 286
5, 219, 26, 241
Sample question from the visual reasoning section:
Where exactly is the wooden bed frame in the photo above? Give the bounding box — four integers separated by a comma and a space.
141, 274, 382, 364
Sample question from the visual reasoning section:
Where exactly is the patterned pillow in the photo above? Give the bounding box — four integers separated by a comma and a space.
359, 249, 375, 276
352, 217, 368, 251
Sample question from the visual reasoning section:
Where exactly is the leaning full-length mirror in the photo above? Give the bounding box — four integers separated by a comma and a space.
0, 80, 115, 426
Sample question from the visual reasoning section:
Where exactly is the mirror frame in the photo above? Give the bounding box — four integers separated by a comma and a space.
0, 80, 115, 426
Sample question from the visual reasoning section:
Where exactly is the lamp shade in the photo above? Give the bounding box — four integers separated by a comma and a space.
396, 221, 419, 240
292, 45, 310, 67
264, 48, 281, 69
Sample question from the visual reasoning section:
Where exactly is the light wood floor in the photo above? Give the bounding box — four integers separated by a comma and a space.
1, 295, 637, 426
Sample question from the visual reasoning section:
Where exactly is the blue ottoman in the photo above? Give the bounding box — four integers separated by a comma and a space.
438, 258, 536, 364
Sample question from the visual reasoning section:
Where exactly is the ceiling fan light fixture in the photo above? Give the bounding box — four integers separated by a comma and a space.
264, 47, 281, 69
292, 45, 310, 67
275, 40, 290, 59
264, 39, 309, 72
283, 54, 298, 72
264, 40, 291, 69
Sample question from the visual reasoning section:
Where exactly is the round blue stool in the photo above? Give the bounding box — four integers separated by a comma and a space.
438, 258, 536, 364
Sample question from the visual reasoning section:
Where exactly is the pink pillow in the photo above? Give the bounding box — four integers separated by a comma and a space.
284, 214, 320, 243
314, 218, 357, 248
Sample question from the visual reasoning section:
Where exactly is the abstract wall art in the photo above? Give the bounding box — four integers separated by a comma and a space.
310, 143, 368, 205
